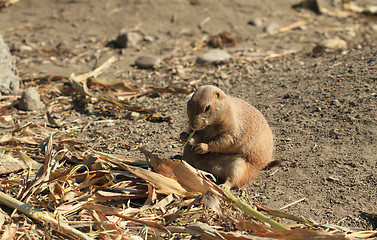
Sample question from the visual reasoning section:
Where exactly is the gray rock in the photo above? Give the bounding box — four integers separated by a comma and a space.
115, 31, 143, 48
248, 18, 263, 27
18, 87, 45, 111
263, 23, 280, 33
0, 34, 20, 95
134, 55, 161, 69
196, 49, 231, 64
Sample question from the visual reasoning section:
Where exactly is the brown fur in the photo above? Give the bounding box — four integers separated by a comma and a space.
182, 85, 274, 189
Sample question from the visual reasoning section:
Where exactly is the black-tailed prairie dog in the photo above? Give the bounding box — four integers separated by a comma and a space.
182, 85, 274, 189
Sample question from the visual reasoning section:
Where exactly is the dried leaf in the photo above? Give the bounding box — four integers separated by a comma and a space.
347, 230, 377, 239
85, 203, 171, 236
20, 134, 54, 201
0, 152, 27, 175
140, 148, 222, 196
95, 151, 188, 197
94, 181, 148, 200
0, 115, 11, 122
46, 111, 61, 127
92, 149, 147, 166
208, 32, 241, 48
0, 135, 39, 145
1, 222, 18, 240
87, 78, 139, 93
236, 219, 269, 233
70, 56, 117, 83
0, 211, 7, 230
90, 210, 127, 240
17, 150, 43, 170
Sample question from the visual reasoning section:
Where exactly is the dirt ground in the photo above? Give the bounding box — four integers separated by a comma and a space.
1, 0, 376, 232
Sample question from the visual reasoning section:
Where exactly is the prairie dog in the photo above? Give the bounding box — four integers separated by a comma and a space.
182, 85, 273, 189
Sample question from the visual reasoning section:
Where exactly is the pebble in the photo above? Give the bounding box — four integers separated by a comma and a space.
313, 38, 347, 54
0, 34, 20, 95
143, 35, 155, 42
196, 49, 231, 64
371, 24, 377, 32
18, 87, 45, 111
173, 65, 185, 76
317, 38, 347, 49
134, 55, 161, 69
248, 18, 263, 27
115, 31, 143, 48
263, 22, 280, 33
332, 99, 341, 106
19, 45, 33, 51
127, 111, 140, 120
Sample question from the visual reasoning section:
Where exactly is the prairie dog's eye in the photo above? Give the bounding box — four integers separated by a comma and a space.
204, 105, 210, 112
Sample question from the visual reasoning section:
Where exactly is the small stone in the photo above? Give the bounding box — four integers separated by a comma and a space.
248, 18, 263, 27
313, 38, 347, 54
371, 24, 377, 32
18, 87, 45, 111
115, 31, 143, 48
333, 99, 341, 106
318, 38, 347, 49
196, 49, 231, 64
173, 65, 185, 76
143, 35, 155, 42
346, 30, 356, 38
292, 0, 322, 14
19, 45, 33, 51
134, 55, 161, 69
263, 23, 280, 33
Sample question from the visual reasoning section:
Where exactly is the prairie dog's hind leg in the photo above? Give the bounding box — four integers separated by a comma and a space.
182, 150, 258, 189
208, 154, 260, 190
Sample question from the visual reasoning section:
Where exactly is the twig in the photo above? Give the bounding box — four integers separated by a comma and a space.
0, 191, 93, 240
222, 189, 290, 231
279, 198, 306, 210
198, 16, 211, 30
70, 56, 117, 83
266, 21, 307, 36
264, 49, 300, 60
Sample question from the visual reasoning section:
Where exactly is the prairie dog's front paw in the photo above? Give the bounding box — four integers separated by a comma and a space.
180, 132, 196, 146
193, 143, 209, 154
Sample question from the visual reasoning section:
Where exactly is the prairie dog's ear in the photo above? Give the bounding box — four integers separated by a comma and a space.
214, 90, 224, 99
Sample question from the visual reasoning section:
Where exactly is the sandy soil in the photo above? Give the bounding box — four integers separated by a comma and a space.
0, 0, 376, 231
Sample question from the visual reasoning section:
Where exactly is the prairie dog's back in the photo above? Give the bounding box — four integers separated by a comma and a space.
228, 96, 273, 161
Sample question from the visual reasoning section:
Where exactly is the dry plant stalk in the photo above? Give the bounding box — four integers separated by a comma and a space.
0, 191, 93, 240
222, 188, 290, 231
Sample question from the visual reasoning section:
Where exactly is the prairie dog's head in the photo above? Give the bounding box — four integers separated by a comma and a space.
187, 85, 226, 130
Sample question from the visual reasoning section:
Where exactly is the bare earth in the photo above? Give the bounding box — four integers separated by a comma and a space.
1, 0, 376, 231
